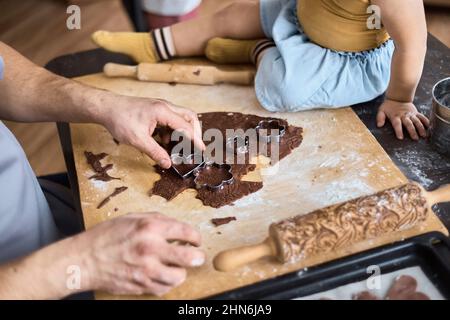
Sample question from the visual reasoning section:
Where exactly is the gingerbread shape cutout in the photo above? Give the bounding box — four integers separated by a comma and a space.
256, 119, 286, 143
149, 112, 303, 208
194, 163, 234, 191
170, 152, 204, 179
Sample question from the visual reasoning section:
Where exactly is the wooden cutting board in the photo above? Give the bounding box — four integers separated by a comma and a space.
71, 67, 447, 300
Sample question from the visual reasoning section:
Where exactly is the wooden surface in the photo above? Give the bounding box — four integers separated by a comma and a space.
70, 69, 447, 299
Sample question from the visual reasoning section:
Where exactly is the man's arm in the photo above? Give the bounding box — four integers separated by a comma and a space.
0, 213, 205, 299
0, 42, 102, 124
0, 42, 204, 167
373, 0, 430, 140
0, 236, 85, 299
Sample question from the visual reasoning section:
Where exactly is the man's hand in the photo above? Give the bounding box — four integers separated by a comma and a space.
376, 99, 429, 140
0, 213, 205, 299
100, 96, 205, 169
0, 42, 205, 168
76, 213, 205, 296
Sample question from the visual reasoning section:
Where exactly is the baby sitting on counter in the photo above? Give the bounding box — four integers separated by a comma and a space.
92, 0, 430, 141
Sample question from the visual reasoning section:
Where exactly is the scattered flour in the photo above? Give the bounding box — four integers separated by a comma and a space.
89, 179, 108, 191
299, 178, 374, 209
319, 156, 341, 168
239, 266, 267, 279
232, 191, 277, 210
393, 148, 450, 188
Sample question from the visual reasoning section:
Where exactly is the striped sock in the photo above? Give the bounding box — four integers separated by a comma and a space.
205, 38, 275, 65
151, 27, 177, 61
251, 40, 275, 65
91, 30, 161, 63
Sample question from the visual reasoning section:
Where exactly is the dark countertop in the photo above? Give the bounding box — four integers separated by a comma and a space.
45, 35, 450, 230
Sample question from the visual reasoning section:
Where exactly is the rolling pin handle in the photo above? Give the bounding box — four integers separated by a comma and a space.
215, 70, 256, 86
213, 238, 276, 272
427, 184, 450, 206
103, 63, 138, 78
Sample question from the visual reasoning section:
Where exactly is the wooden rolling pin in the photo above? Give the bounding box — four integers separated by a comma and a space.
213, 183, 450, 271
103, 63, 255, 86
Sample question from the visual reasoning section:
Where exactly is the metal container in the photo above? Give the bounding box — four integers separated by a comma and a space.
429, 77, 450, 157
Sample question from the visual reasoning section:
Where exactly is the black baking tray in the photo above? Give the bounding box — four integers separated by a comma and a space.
208, 232, 450, 300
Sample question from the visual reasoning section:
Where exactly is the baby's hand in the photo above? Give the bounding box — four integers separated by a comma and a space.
376, 99, 430, 141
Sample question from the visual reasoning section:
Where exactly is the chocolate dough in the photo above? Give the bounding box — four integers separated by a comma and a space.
151, 166, 194, 200
97, 186, 128, 209
352, 275, 430, 300
172, 162, 199, 178
352, 291, 380, 300
325, 275, 430, 300
194, 164, 233, 188
197, 178, 263, 208
386, 275, 430, 300
150, 112, 303, 208
85, 151, 120, 182
211, 217, 237, 227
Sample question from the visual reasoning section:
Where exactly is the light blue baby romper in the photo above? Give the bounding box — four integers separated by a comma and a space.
256, 0, 395, 112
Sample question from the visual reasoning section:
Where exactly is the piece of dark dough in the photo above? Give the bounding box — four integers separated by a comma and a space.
97, 186, 128, 209
211, 217, 237, 227
85, 151, 120, 182
352, 291, 380, 300
197, 180, 263, 209
385, 275, 430, 300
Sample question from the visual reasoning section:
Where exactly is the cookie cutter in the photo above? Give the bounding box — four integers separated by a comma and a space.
170, 152, 205, 179
226, 135, 250, 154
256, 119, 286, 143
193, 163, 234, 191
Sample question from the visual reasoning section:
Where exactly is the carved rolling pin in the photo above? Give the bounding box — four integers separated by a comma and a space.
214, 183, 450, 271
103, 63, 255, 86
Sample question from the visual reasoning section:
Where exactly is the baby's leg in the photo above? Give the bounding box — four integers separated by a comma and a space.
92, 0, 264, 63
205, 38, 274, 64
201, 1, 276, 65
173, 0, 265, 56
